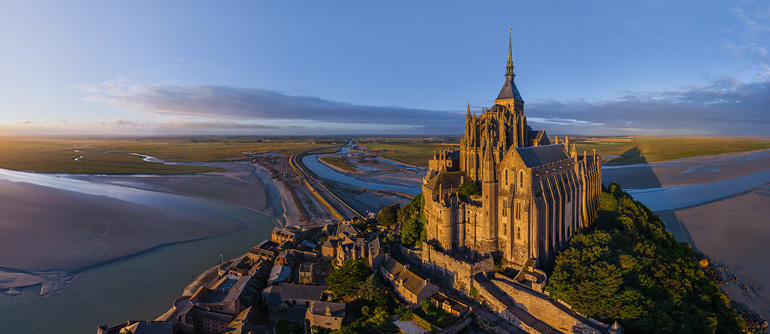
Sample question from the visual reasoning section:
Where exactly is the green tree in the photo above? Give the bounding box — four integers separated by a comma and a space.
400, 214, 424, 246
458, 181, 481, 197
546, 183, 745, 334
357, 274, 386, 301
377, 203, 400, 227
327, 259, 370, 299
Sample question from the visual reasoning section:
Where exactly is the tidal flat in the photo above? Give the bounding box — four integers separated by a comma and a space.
0, 161, 285, 333
605, 149, 770, 321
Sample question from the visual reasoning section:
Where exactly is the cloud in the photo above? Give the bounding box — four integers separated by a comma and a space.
77, 82, 465, 134
526, 78, 770, 136
0, 119, 279, 135
68, 77, 770, 137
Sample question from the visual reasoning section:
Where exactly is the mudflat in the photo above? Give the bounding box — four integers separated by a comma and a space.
603, 149, 770, 189
660, 188, 770, 320
0, 162, 278, 295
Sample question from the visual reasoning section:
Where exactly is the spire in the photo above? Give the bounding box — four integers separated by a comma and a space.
506, 28, 515, 77
467, 104, 471, 116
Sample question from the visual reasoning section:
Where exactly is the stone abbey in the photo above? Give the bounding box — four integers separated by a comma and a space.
421, 36, 602, 270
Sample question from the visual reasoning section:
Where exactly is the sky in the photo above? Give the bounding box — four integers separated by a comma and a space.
0, 1, 768, 137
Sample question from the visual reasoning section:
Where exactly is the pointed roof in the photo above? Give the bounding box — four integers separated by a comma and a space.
497, 30, 524, 102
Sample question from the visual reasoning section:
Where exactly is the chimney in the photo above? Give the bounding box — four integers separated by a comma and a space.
325, 304, 331, 316
564, 135, 569, 148
554, 136, 559, 145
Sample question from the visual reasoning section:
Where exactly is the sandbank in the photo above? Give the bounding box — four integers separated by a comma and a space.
659, 187, 770, 320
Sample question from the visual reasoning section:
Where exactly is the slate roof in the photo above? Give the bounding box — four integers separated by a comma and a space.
381, 257, 405, 277
308, 300, 346, 317
496, 76, 524, 102
262, 284, 328, 307
515, 145, 570, 168
424, 170, 467, 191
382, 257, 431, 295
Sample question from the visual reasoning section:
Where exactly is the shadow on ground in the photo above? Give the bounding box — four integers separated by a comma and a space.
601, 146, 699, 251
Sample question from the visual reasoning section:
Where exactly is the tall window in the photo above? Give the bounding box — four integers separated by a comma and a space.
517, 227, 521, 240
516, 202, 521, 220
505, 169, 509, 185
504, 224, 507, 235
502, 199, 507, 217
519, 171, 524, 188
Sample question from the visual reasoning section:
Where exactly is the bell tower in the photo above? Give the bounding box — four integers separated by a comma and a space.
494, 29, 528, 148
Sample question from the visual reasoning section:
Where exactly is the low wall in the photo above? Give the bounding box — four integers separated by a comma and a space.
491, 274, 602, 334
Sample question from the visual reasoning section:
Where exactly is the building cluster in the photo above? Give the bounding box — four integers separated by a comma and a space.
99, 220, 477, 334
99, 36, 622, 334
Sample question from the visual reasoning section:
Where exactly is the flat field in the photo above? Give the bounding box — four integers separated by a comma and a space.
574, 136, 770, 165
319, 156, 356, 172
0, 136, 331, 174
363, 142, 460, 166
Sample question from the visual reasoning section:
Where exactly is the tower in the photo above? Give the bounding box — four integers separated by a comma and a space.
479, 132, 499, 253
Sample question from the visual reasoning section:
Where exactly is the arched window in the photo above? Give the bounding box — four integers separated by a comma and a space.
518, 171, 524, 188
505, 169, 509, 185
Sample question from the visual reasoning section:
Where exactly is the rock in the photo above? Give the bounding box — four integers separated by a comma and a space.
762, 320, 768, 328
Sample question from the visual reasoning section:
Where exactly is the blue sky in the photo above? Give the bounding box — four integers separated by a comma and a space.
0, 1, 768, 136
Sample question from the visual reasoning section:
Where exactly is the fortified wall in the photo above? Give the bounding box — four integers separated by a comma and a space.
418, 241, 493, 291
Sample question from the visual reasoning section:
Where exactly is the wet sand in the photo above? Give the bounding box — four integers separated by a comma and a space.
660, 187, 770, 320
605, 149, 770, 321
603, 149, 770, 189
0, 162, 286, 295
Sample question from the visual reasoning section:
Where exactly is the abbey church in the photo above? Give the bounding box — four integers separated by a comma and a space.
421, 36, 601, 270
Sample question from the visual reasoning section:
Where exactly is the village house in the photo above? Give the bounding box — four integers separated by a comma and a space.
261, 284, 330, 312
305, 300, 347, 332
380, 256, 439, 307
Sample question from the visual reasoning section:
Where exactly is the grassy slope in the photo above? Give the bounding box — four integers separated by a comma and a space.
0, 137, 325, 174
364, 143, 460, 167
575, 136, 770, 166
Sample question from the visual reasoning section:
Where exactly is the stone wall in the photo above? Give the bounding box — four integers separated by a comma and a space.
419, 242, 493, 291
491, 274, 602, 334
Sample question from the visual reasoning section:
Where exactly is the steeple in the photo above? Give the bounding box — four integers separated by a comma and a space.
496, 29, 523, 103
506, 28, 515, 77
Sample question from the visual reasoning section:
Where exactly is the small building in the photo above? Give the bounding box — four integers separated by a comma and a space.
429, 292, 470, 317
335, 236, 368, 266
261, 284, 329, 312
368, 237, 386, 271
268, 265, 292, 285
247, 247, 277, 262
271, 228, 297, 246
298, 262, 315, 285
321, 239, 338, 260
305, 300, 347, 332
380, 257, 439, 307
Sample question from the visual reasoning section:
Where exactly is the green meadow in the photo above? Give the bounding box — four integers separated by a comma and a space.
0, 137, 329, 174
574, 136, 770, 165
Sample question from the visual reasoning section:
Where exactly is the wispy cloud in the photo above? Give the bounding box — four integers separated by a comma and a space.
74, 81, 465, 134
0, 119, 279, 135
527, 78, 770, 136
67, 77, 770, 137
